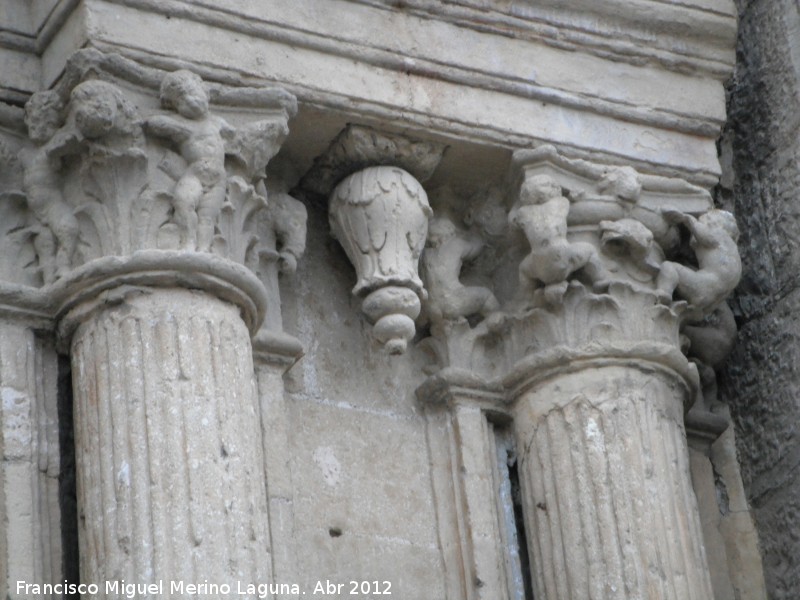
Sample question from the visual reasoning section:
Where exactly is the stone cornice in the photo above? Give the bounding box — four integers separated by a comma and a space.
99, 0, 735, 80
353, 0, 736, 77
75, 0, 728, 138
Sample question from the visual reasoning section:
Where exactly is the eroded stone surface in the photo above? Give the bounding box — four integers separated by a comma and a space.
0, 1, 773, 599
723, 1, 800, 596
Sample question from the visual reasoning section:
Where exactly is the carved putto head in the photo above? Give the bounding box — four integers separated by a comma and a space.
598, 166, 642, 203
700, 209, 739, 243
426, 215, 458, 248
70, 80, 139, 140
160, 70, 209, 119
520, 174, 562, 205
24, 91, 63, 144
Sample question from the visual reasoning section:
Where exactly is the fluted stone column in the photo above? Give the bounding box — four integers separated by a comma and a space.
511, 357, 712, 599
415, 146, 740, 600
10, 49, 297, 597
65, 287, 269, 590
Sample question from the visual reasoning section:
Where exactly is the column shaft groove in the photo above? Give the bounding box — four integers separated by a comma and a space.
71, 289, 270, 597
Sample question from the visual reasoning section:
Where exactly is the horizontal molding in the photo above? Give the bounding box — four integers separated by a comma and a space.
0, 0, 78, 54
91, 40, 723, 187
345, 0, 736, 78
94, 0, 726, 138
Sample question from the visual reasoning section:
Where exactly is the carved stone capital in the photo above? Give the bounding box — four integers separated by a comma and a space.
417, 145, 740, 400
415, 367, 506, 410
3, 49, 299, 340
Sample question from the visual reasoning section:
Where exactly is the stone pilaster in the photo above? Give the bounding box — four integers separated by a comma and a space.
417, 370, 521, 600
251, 330, 305, 598
0, 114, 65, 599
6, 49, 298, 596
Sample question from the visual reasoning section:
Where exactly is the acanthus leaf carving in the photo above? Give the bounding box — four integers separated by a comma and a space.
416, 145, 738, 395
10, 50, 298, 308
0, 127, 40, 287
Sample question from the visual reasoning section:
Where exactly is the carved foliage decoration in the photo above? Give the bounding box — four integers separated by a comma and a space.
418, 146, 741, 385
330, 165, 432, 354
11, 50, 298, 286
0, 137, 38, 286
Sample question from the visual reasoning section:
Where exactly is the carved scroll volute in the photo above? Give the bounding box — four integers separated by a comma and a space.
330, 165, 432, 354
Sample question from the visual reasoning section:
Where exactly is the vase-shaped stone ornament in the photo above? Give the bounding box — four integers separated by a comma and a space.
330, 166, 432, 354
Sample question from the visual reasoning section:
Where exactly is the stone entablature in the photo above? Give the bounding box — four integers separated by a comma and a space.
1, 0, 735, 185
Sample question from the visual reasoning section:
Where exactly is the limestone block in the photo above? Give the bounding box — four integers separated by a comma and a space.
289, 400, 438, 546
60, 0, 731, 181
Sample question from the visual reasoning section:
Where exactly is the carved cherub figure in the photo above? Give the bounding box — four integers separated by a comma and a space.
21, 91, 80, 282
656, 208, 742, 314
48, 80, 144, 157
421, 214, 499, 326
268, 188, 307, 274
145, 70, 232, 250
684, 302, 738, 411
511, 174, 599, 303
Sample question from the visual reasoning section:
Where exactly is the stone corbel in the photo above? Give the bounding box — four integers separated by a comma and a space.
300, 125, 446, 354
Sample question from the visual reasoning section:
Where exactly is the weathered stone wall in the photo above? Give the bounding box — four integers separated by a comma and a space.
0, 1, 773, 599
722, 0, 800, 597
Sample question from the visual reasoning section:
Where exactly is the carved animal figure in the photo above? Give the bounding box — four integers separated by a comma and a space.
656, 208, 742, 314
21, 91, 79, 282
421, 214, 499, 326
511, 174, 598, 302
145, 70, 232, 251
